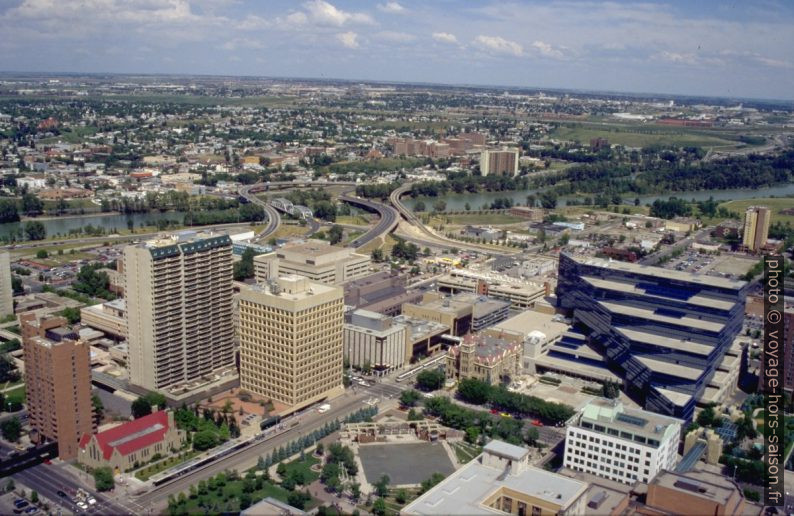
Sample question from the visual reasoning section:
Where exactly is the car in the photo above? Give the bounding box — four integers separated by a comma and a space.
24, 507, 38, 514
531, 419, 544, 427
489, 409, 499, 415
76, 501, 88, 510
500, 412, 512, 418
87, 497, 97, 506
57, 490, 67, 498
14, 500, 28, 509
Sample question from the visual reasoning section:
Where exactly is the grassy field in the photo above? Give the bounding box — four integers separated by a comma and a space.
427, 213, 526, 226
281, 455, 320, 483
175, 476, 318, 514
335, 215, 373, 226
549, 123, 739, 148
5, 385, 25, 405
270, 223, 310, 240
451, 442, 482, 464
719, 197, 794, 224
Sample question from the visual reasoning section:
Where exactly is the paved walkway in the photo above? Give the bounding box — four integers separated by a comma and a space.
306, 479, 362, 515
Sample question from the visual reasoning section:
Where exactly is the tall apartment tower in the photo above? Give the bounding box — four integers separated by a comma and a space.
742, 206, 771, 252
479, 149, 519, 177
0, 251, 13, 318
239, 275, 344, 412
21, 313, 94, 459
124, 232, 235, 392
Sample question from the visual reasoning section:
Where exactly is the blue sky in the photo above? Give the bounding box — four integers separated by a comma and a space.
0, 0, 793, 100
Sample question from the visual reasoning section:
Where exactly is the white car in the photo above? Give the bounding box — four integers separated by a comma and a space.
87, 497, 97, 506
76, 501, 88, 510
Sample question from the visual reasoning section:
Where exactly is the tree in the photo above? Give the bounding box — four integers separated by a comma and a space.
374, 474, 390, 497
464, 426, 480, 445
60, 307, 81, 324
371, 248, 385, 262
433, 200, 447, 213
287, 491, 310, 510
457, 378, 491, 405
399, 389, 421, 408
35, 249, 48, 259
525, 427, 540, 447
92, 394, 104, 425
328, 225, 344, 245
415, 369, 445, 392
94, 467, 114, 492
350, 482, 361, 501
414, 200, 426, 212
419, 473, 445, 494
1, 417, 21, 442
372, 498, 387, 516
24, 221, 46, 241
131, 397, 153, 419
395, 488, 408, 504
233, 247, 256, 281
539, 191, 558, 209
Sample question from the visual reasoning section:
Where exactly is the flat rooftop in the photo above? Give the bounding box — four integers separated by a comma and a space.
581, 276, 736, 311
599, 300, 725, 333
570, 254, 746, 291
403, 453, 587, 515
579, 399, 683, 443
635, 355, 703, 381
651, 469, 739, 506
492, 310, 568, 341
615, 326, 713, 356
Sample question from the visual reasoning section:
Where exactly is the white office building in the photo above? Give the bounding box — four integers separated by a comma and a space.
564, 398, 682, 485
344, 309, 407, 372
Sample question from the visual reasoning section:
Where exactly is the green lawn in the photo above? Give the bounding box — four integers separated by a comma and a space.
281, 455, 320, 483
5, 385, 25, 404
549, 123, 738, 149
719, 197, 794, 224
451, 442, 481, 464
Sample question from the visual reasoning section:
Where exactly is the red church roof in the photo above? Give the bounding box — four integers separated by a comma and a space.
79, 410, 171, 460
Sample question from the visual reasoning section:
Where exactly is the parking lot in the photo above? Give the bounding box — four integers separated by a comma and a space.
0, 491, 44, 515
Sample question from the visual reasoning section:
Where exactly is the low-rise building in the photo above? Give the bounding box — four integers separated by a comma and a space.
445, 333, 522, 385
78, 411, 185, 474
344, 309, 408, 372
254, 240, 371, 286
564, 399, 682, 485
343, 271, 422, 316
643, 469, 747, 515
402, 440, 589, 515
80, 299, 127, 340
437, 269, 547, 310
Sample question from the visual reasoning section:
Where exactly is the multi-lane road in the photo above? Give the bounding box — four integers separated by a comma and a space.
238, 184, 282, 240
339, 195, 399, 248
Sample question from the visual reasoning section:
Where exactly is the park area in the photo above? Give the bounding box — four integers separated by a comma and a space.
357, 442, 455, 486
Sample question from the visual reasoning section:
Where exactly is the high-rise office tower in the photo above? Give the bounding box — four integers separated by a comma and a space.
239, 275, 344, 412
742, 206, 771, 252
124, 232, 235, 392
479, 149, 519, 176
21, 313, 94, 459
0, 251, 13, 318
557, 253, 748, 421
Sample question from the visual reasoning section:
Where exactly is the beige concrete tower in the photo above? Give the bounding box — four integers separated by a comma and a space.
0, 251, 13, 318
742, 206, 771, 252
238, 275, 344, 413
124, 233, 235, 392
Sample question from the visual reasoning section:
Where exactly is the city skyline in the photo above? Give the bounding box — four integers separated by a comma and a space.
0, 1, 792, 100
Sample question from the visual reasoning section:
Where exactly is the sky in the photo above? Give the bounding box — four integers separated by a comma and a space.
0, 0, 793, 100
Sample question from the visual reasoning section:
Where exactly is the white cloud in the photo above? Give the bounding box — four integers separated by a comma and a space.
755, 56, 793, 69
377, 31, 415, 43
531, 40, 564, 59
653, 51, 699, 65
222, 38, 264, 51
378, 2, 406, 14
336, 31, 359, 49
303, 0, 374, 27
432, 32, 458, 44
473, 35, 523, 57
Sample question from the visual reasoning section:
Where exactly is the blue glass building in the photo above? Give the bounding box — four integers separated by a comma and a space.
556, 253, 748, 420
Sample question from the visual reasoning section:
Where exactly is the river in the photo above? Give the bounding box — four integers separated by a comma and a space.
400, 183, 794, 212
0, 211, 185, 240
